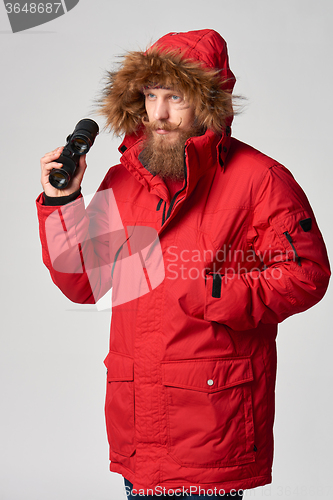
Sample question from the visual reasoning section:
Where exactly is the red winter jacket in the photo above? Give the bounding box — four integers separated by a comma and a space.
36, 30, 330, 494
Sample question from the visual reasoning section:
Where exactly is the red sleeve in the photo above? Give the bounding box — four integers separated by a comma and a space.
204, 165, 331, 330
36, 170, 123, 304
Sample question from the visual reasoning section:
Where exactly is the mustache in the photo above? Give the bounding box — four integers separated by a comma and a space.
142, 116, 182, 131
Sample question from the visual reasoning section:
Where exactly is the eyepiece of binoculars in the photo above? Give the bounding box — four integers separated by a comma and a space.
49, 119, 99, 190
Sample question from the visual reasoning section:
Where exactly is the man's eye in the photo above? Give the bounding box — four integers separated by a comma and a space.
171, 95, 181, 102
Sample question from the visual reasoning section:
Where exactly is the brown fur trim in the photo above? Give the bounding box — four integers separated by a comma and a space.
97, 47, 234, 136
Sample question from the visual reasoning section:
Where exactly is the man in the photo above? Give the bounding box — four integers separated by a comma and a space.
37, 29, 330, 498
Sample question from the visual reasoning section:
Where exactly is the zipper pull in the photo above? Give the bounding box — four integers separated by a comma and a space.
283, 231, 301, 266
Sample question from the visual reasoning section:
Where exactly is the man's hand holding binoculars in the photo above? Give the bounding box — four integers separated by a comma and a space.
40, 147, 87, 198
40, 119, 99, 198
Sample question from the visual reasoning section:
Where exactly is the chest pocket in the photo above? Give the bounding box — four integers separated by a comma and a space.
161, 356, 255, 467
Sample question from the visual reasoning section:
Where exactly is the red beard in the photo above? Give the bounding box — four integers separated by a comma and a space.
140, 119, 204, 181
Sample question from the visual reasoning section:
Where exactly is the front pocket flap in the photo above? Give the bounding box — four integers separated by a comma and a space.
104, 351, 134, 382
162, 357, 253, 393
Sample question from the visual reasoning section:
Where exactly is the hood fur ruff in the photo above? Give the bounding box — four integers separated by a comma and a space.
98, 30, 236, 136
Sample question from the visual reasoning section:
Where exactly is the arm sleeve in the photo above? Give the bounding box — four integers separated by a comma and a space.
204, 164, 331, 331
36, 169, 125, 304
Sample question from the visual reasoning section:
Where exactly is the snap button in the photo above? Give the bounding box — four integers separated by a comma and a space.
207, 379, 214, 386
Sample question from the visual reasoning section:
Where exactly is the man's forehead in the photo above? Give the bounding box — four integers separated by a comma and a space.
144, 84, 170, 88
143, 85, 180, 92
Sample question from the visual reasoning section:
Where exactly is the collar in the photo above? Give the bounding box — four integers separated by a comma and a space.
118, 126, 231, 201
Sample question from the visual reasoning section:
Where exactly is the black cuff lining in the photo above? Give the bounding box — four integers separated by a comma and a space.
43, 188, 81, 206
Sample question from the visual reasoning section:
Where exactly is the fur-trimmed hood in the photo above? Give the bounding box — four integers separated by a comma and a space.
99, 29, 236, 136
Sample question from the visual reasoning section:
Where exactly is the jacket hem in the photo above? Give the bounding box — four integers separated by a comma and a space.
110, 462, 271, 494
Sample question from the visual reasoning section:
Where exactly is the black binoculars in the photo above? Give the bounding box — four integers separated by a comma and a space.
49, 119, 99, 190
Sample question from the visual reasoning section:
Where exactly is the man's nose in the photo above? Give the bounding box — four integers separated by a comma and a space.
153, 98, 169, 121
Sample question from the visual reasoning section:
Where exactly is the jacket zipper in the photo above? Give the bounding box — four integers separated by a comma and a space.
156, 197, 166, 224
157, 152, 188, 228
283, 231, 301, 266
111, 237, 130, 278
162, 201, 167, 225
156, 199, 163, 211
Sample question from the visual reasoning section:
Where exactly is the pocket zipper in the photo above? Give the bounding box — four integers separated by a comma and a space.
283, 231, 301, 266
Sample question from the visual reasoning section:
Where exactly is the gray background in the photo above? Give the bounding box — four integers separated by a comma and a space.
0, 1, 332, 499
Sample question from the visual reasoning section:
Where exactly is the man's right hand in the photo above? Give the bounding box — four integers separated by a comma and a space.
40, 146, 87, 197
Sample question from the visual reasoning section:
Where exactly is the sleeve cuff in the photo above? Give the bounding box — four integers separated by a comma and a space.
43, 188, 82, 206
